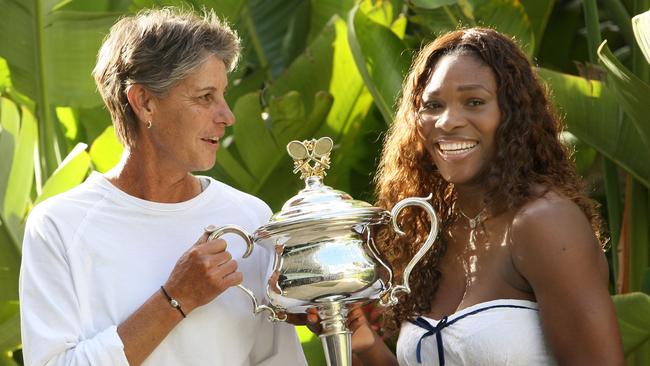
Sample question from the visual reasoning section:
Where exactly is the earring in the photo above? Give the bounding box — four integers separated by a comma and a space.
146, 120, 152, 129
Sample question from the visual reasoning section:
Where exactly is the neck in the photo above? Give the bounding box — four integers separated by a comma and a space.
105, 149, 201, 203
454, 185, 487, 217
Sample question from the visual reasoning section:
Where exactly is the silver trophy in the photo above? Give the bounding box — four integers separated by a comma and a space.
207, 137, 438, 366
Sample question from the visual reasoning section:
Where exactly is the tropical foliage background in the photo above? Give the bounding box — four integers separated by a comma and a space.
0, 0, 649, 365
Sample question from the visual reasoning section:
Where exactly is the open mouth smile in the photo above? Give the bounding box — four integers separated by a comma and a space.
201, 136, 220, 145
437, 140, 478, 155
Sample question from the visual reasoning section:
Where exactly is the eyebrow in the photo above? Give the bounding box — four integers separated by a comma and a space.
457, 84, 491, 93
195, 83, 229, 93
196, 86, 217, 93
423, 84, 493, 97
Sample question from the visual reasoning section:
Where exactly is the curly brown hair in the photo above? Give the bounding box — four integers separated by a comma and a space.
374, 27, 604, 333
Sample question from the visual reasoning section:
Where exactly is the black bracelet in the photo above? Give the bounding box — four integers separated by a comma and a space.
160, 286, 186, 318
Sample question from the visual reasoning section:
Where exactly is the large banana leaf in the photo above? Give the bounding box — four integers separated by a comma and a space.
519, 0, 554, 55
89, 126, 123, 173
307, 0, 356, 44
229, 90, 331, 204
0, 2, 116, 108
614, 292, 650, 355
0, 59, 10, 92
0, 0, 120, 177
538, 68, 650, 188
3, 105, 37, 247
0, 301, 20, 359
409, 0, 535, 57
0, 97, 32, 302
348, 2, 410, 125
597, 41, 650, 152
242, 0, 305, 76
633, 9, 650, 64
34, 143, 91, 206
208, 16, 377, 210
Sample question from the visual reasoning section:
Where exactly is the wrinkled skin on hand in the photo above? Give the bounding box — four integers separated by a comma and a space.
163, 230, 243, 314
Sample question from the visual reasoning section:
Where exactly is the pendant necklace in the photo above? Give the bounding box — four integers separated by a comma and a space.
457, 206, 488, 302
458, 207, 488, 230
457, 206, 488, 248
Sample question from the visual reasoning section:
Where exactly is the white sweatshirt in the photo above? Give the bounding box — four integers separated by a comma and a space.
20, 172, 307, 366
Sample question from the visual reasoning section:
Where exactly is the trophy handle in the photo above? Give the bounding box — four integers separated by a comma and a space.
380, 194, 439, 307
207, 225, 287, 322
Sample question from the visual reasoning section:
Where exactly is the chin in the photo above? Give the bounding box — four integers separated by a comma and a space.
192, 159, 217, 173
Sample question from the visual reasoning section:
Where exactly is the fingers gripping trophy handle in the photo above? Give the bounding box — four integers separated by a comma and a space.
207, 225, 286, 322
380, 194, 439, 307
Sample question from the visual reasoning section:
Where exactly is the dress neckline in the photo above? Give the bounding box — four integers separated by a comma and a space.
422, 298, 538, 322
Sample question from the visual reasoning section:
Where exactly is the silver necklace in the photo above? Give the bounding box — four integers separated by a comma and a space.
458, 207, 487, 229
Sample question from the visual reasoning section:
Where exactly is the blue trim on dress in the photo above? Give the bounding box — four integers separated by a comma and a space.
408, 304, 538, 365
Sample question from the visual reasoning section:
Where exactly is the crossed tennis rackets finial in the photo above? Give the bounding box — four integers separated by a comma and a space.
286, 137, 333, 179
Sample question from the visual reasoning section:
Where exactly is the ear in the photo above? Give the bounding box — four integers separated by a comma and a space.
126, 84, 156, 126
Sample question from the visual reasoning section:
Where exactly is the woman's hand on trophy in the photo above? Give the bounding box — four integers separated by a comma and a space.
348, 304, 382, 354
163, 229, 243, 315
282, 308, 323, 335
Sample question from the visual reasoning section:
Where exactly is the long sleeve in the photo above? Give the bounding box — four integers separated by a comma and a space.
19, 208, 129, 366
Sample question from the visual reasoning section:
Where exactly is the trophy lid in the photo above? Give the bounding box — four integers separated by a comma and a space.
257, 137, 388, 237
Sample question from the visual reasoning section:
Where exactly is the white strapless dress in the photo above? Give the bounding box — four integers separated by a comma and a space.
396, 299, 558, 365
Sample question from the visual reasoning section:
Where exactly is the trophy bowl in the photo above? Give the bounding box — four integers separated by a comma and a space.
207, 137, 439, 366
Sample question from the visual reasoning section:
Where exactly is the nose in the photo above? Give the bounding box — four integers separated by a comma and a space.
217, 100, 236, 127
434, 107, 466, 132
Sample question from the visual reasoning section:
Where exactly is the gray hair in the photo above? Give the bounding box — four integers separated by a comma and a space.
92, 7, 241, 148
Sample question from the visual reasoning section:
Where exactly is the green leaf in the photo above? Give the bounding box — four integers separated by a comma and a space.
0, 98, 21, 302
0, 301, 19, 352
628, 181, 649, 295
0, 97, 20, 208
408, 4, 467, 36
214, 17, 374, 210
0, 354, 19, 366
35, 143, 91, 205
297, 326, 326, 365
56, 106, 79, 143
204, 136, 257, 191
3, 106, 37, 247
281, 0, 311, 67
78, 105, 113, 146
411, 0, 457, 8
598, 41, 650, 150
538, 68, 650, 188
559, 131, 597, 176
469, 0, 535, 58
0, 5, 118, 108
0, 58, 11, 92
307, 0, 356, 43
244, 0, 306, 76
520, 0, 554, 55
230, 89, 331, 208
348, 3, 410, 124
0, 2, 120, 176
632, 9, 650, 66
0, 222, 20, 301
613, 292, 650, 355
89, 126, 123, 173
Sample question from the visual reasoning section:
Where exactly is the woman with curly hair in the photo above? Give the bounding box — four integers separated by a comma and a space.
345, 27, 624, 365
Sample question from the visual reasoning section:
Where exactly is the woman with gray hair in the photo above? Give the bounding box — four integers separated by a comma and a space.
19, 8, 306, 366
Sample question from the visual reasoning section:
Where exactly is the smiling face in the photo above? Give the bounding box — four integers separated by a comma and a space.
146, 54, 235, 173
416, 53, 501, 187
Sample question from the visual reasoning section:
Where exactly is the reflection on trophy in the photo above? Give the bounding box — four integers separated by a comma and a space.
207, 137, 439, 366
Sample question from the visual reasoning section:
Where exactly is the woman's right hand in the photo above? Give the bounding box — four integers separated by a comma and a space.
162, 229, 242, 314
301, 304, 381, 354
347, 304, 382, 355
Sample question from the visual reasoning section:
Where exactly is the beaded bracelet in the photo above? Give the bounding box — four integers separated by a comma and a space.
160, 286, 186, 318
